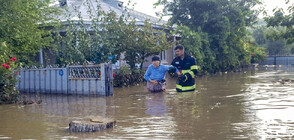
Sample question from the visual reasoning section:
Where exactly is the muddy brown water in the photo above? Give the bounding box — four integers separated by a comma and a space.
1, 68, 294, 139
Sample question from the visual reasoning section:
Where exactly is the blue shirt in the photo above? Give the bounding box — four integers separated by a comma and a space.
144, 64, 178, 82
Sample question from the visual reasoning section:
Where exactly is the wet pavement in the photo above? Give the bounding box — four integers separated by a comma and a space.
1, 67, 294, 139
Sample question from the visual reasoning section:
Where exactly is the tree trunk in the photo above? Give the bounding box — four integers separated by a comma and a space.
140, 56, 145, 70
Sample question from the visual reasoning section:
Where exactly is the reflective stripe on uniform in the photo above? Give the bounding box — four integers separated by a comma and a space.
176, 84, 196, 91
191, 65, 198, 70
181, 70, 195, 77
181, 70, 190, 74
188, 71, 195, 77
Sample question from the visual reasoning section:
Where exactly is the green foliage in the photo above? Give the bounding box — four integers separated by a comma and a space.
56, 2, 172, 71
174, 26, 212, 72
119, 20, 173, 70
0, 42, 19, 104
0, 0, 59, 103
266, 39, 288, 55
113, 69, 145, 87
0, 0, 60, 64
251, 26, 294, 55
56, 2, 110, 65
118, 65, 132, 75
252, 27, 267, 46
158, 0, 262, 72
100, 10, 173, 70
264, 1, 294, 44
246, 42, 266, 63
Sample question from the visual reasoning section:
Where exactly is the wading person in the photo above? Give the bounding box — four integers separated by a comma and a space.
144, 56, 179, 93
171, 45, 199, 92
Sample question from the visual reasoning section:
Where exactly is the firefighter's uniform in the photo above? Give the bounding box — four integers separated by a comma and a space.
171, 53, 198, 92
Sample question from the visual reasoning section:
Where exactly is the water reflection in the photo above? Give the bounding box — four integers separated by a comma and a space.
240, 70, 294, 139
145, 93, 167, 116
2, 68, 294, 139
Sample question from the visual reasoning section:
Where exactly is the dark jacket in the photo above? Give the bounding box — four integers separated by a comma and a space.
171, 53, 198, 92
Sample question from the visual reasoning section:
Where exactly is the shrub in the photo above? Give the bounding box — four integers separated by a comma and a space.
0, 42, 19, 104
113, 65, 145, 87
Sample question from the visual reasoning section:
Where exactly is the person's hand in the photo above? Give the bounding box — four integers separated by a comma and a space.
178, 74, 188, 82
149, 80, 158, 85
168, 67, 176, 73
168, 67, 177, 77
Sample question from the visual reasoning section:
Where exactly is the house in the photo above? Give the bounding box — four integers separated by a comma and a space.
41, 0, 179, 68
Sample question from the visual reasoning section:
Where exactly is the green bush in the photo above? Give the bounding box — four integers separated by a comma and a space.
246, 41, 266, 64
113, 66, 145, 87
0, 42, 19, 104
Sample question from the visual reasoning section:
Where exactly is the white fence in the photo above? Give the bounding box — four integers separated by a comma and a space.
16, 63, 113, 96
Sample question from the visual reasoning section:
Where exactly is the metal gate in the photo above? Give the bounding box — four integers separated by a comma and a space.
16, 63, 113, 96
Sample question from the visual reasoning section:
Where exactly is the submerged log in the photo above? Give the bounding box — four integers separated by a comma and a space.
69, 117, 116, 132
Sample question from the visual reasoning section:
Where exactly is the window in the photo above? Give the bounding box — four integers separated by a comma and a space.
160, 51, 167, 64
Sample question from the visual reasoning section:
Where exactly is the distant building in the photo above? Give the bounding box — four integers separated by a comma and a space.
42, 0, 179, 68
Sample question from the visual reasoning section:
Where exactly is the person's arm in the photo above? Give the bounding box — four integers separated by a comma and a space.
144, 66, 158, 85
177, 57, 198, 82
190, 57, 198, 76
165, 65, 181, 76
180, 57, 198, 81
176, 71, 181, 76
144, 66, 152, 82
173, 66, 181, 76
171, 59, 181, 76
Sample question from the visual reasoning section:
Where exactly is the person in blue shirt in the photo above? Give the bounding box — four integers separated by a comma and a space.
144, 56, 180, 92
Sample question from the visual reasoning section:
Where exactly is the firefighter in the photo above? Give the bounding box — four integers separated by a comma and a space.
171, 45, 199, 92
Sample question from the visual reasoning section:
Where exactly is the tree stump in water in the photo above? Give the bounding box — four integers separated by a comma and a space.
69, 117, 116, 132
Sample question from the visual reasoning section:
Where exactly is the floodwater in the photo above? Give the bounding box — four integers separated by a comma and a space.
1, 67, 294, 139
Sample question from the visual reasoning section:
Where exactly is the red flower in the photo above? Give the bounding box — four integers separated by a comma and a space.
10, 57, 17, 61
7, 62, 10, 64
2, 64, 9, 69
113, 73, 115, 77
98, 72, 101, 78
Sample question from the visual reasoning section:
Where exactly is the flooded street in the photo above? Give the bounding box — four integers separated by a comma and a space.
1, 68, 294, 139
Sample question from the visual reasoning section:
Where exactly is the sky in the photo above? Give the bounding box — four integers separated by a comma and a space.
121, 0, 293, 20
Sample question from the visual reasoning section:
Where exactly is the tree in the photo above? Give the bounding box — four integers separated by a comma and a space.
101, 12, 173, 70
0, 0, 60, 64
264, 1, 294, 44
267, 39, 288, 55
173, 26, 213, 72
156, 0, 262, 71
252, 27, 267, 46
0, 0, 60, 103
56, 2, 112, 65
251, 26, 294, 55
0, 42, 19, 104
56, 3, 172, 70
126, 20, 172, 70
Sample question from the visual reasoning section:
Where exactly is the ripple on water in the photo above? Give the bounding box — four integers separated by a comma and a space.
113, 116, 176, 139
236, 70, 294, 139
0, 136, 11, 140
